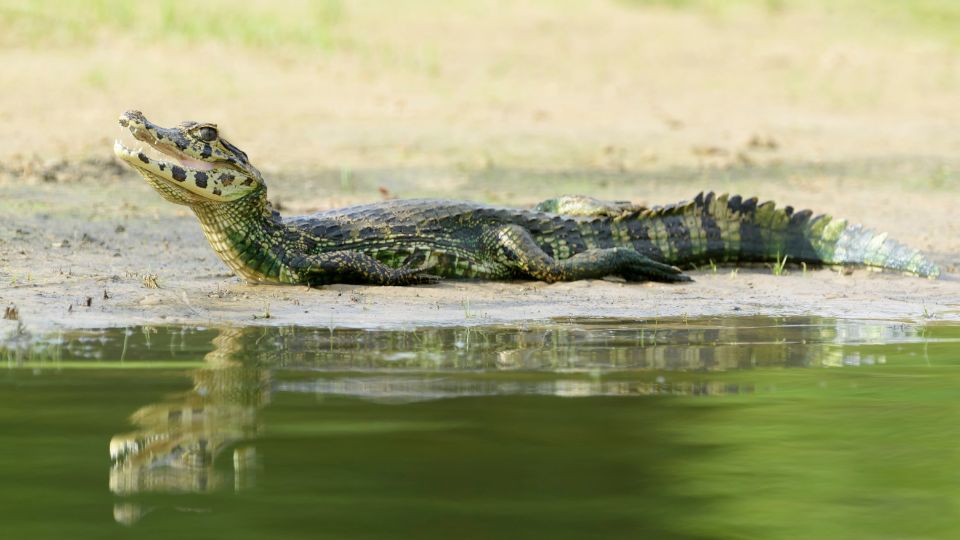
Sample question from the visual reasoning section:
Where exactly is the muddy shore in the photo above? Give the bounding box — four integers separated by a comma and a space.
2, 158, 959, 335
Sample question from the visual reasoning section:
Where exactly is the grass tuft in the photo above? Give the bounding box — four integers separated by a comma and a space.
770, 252, 789, 276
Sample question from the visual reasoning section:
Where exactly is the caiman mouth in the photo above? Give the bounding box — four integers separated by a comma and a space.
114, 110, 213, 176
113, 110, 263, 203
114, 132, 214, 173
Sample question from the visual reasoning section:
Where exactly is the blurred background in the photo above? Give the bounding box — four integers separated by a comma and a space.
0, 0, 957, 209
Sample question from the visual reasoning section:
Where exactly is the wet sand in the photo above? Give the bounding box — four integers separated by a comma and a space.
2, 163, 958, 334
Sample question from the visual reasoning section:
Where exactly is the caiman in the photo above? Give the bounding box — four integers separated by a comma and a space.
113, 110, 939, 285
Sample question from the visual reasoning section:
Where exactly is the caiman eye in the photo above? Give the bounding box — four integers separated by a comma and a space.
198, 126, 218, 142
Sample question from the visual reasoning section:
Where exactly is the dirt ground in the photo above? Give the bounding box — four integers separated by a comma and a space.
1, 1, 959, 334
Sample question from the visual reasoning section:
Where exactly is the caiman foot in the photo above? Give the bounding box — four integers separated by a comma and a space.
385, 265, 441, 286
290, 251, 441, 286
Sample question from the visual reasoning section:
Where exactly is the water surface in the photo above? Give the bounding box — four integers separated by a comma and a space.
2, 317, 959, 539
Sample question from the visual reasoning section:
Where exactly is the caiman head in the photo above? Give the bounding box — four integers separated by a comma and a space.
114, 110, 266, 206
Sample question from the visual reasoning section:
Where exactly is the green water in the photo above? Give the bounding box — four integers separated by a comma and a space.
2, 317, 960, 539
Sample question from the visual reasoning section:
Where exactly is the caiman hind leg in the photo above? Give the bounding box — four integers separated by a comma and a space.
534, 195, 644, 218
289, 251, 439, 286
480, 224, 690, 283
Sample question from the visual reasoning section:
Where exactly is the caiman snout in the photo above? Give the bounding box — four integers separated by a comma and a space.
119, 110, 145, 127
118, 110, 150, 133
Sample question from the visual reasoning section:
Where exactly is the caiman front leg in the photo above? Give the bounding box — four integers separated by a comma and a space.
534, 195, 645, 219
480, 225, 691, 283
289, 251, 439, 286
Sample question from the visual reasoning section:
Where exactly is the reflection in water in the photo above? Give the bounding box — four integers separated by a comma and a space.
0, 317, 938, 528
5, 317, 926, 375
109, 329, 266, 490
108, 329, 268, 524
277, 377, 755, 401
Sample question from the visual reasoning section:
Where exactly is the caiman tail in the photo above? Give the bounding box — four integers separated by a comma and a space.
638, 192, 939, 277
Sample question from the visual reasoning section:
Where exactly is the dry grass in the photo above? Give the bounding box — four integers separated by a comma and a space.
0, 0, 956, 191
3, 1, 959, 48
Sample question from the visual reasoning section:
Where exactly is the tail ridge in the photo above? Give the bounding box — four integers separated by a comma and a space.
635, 192, 939, 278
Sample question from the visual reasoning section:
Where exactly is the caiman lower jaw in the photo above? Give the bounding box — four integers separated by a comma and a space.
113, 139, 215, 204
114, 139, 246, 204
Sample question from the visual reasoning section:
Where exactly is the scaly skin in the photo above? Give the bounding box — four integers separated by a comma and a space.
113, 110, 940, 285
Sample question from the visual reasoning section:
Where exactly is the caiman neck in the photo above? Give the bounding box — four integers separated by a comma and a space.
191, 191, 302, 284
